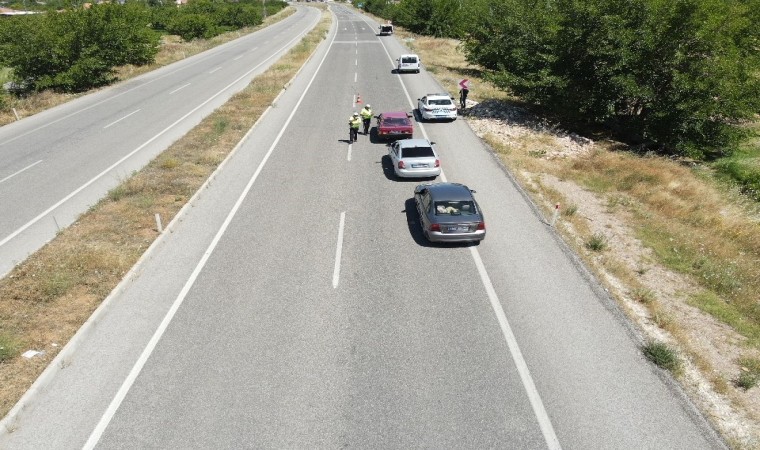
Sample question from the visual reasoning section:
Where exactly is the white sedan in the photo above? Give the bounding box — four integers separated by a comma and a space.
417, 94, 457, 121
388, 138, 441, 179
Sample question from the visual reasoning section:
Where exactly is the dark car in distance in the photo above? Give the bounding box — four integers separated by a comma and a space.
376, 111, 413, 141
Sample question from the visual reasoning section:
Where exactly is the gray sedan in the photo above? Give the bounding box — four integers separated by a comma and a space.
389, 138, 441, 179
414, 182, 486, 243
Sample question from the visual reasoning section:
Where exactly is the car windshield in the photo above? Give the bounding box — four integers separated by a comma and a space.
434, 201, 476, 216
383, 117, 409, 126
401, 147, 434, 158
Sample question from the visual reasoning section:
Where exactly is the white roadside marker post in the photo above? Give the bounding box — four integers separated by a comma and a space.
550, 203, 560, 227
155, 213, 163, 233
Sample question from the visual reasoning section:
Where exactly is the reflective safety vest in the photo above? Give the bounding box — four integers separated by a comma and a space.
349, 116, 361, 128
360, 108, 373, 120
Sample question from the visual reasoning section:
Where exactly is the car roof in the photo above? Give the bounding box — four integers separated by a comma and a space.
381, 111, 410, 118
425, 93, 452, 99
396, 138, 432, 148
425, 183, 473, 201
399, 54, 418, 58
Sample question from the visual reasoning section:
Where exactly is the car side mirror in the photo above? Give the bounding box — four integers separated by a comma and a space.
470, 189, 477, 193
406, 112, 413, 118
430, 141, 436, 145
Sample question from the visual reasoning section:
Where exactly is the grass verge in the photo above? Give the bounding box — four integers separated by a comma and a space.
0, 5, 330, 420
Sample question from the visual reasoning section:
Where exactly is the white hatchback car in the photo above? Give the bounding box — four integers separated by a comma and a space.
396, 54, 421, 73
417, 94, 457, 121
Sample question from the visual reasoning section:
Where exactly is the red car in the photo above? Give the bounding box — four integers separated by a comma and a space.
376, 111, 413, 140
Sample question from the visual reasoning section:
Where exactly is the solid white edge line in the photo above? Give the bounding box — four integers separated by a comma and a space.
168, 83, 191, 95
332, 212, 346, 288
469, 246, 562, 449
0, 160, 43, 184
82, 10, 337, 449
0, 19, 316, 250
103, 110, 141, 129
359, 13, 562, 449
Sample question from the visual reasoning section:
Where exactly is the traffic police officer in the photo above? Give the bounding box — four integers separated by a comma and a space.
348, 112, 361, 143
360, 104, 373, 135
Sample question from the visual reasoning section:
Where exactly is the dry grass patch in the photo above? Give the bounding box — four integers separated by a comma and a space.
0, 7, 331, 420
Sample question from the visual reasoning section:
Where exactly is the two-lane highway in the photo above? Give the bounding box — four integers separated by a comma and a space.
0, 6, 320, 277
1, 5, 725, 449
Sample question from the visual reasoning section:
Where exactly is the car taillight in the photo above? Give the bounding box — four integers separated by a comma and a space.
398, 161, 405, 169
477, 222, 486, 230
430, 223, 441, 232
434, 159, 440, 167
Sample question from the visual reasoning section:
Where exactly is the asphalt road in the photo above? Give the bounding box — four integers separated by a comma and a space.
0, 6, 320, 278
0, 5, 726, 449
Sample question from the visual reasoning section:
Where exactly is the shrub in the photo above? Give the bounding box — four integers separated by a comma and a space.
735, 357, 760, 390
167, 13, 219, 41
0, 4, 160, 93
585, 232, 607, 251
644, 341, 681, 373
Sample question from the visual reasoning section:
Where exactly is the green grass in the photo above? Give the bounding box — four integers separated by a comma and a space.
0, 333, 19, 362
644, 341, 682, 373
713, 154, 760, 201
562, 203, 578, 217
736, 357, 760, 390
713, 125, 760, 201
688, 292, 760, 345
638, 224, 744, 298
630, 287, 656, 304
585, 233, 608, 252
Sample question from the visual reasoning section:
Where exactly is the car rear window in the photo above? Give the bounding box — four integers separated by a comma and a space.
434, 201, 476, 216
401, 147, 434, 158
401, 57, 417, 64
383, 117, 409, 125
430, 99, 453, 106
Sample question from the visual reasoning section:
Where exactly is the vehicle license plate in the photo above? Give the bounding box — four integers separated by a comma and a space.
391, 130, 401, 134
434, 109, 445, 114
411, 163, 427, 168
447, 225, 469, 232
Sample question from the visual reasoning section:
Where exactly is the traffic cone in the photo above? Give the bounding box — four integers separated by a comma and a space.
356, 94, 362, 104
